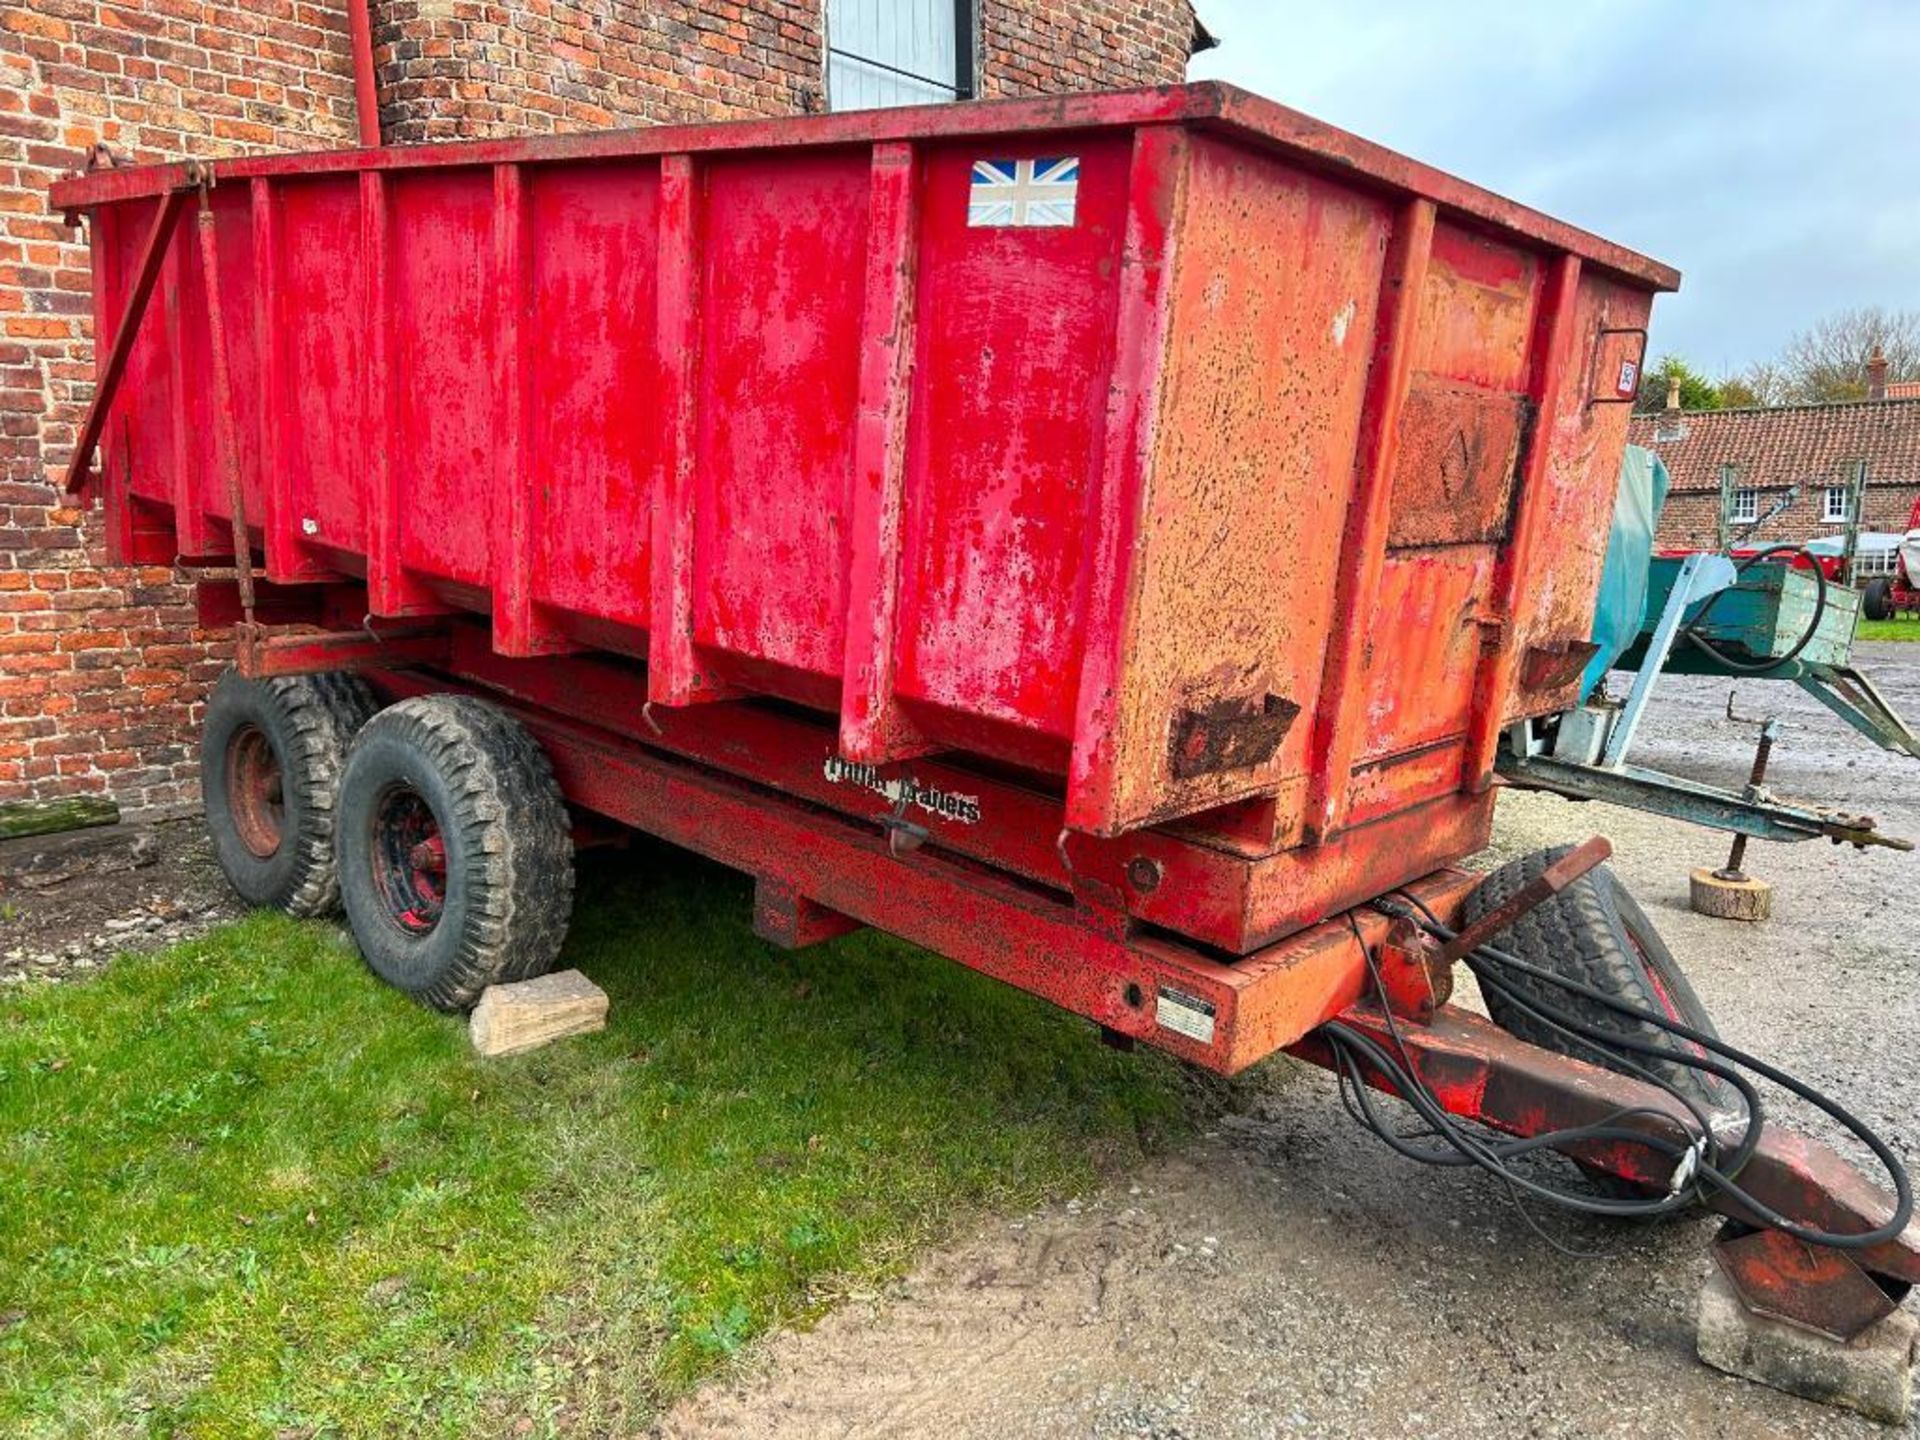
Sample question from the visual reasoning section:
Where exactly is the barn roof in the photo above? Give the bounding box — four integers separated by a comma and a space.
1628, 397, 1920, 491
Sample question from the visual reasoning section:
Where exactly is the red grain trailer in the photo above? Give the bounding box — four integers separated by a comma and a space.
51, 84, 1916, 1348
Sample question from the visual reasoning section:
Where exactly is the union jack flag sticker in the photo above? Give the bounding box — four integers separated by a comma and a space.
967, 156, 1079, 228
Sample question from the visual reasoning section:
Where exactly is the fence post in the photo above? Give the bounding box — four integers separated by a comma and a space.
1716, 462, 1739, 550
1839, 459, 1868, 585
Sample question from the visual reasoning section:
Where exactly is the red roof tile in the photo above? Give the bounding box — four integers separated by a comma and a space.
1627, 397, 1920, 492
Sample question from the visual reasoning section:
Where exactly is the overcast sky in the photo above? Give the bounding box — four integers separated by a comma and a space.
1189, 1, 1920, 377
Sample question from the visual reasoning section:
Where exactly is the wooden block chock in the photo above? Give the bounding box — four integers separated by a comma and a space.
1690, 866, 1773, 922
470, 969, 609, 1057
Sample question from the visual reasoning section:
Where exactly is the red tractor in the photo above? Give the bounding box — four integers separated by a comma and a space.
1862, 492, 1920, 620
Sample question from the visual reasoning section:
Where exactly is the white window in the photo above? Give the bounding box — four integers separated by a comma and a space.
828, 0, 974, 111
1731, 488, 1758, 522
1823, 485, 1852, 523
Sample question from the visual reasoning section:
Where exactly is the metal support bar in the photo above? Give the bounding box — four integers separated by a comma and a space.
1498, 750, 1913, 850
1796, 665, 1920, 760
347, 0, 381, 147
1303, 1003, 1920, 1287
1717, 719, 1779, 879
1305, 196, 1434, 842
194, 180, 254, 624
62, 179, 197, 496
233, 624, 451, 679
1463, 252, 1582, 791
1435, 835, 1610, 966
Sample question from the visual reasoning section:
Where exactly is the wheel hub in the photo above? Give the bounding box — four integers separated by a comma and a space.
370, 786, 447, 934
225, 724, 285, 859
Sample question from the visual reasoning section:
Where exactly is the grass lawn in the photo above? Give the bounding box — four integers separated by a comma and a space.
1858, 615, 1920, 642
0, 842, 1213, 1437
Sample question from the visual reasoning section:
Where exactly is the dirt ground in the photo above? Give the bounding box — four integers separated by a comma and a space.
0, 816, 242, 988
659, 642, 1920, 1440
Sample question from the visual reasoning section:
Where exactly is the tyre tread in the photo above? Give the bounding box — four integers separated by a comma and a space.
1462, 846, 1719, 1105
337, 695, 574, 1011
203, 668, 378, 917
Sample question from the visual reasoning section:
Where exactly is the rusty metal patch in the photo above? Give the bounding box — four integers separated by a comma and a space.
1386, 379, 1531, 548
1519, 639, 1601, 692
1168, 691, 1301, 780
1713, 1225, 1899, 1343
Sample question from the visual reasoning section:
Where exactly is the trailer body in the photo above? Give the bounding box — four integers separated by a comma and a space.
50, 90, 1920, 1343
57, 85, 1667, 961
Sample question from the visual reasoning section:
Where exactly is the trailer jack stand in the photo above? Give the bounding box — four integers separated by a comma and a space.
1690, 716, 1778, 922
1299, 1004, 1920, 1418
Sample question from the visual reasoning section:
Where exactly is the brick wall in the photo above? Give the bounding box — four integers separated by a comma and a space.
2, 0, 1193, 814
374, 0, 827, 143
1, 0, 361, 814
980, 0, 1196, 98
371, 1, 1197, 144
1655, 482, 1920, 553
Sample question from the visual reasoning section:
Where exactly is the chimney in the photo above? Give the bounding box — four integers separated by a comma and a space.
1665, 374, 1682, 413
1867, 349, 1888, 401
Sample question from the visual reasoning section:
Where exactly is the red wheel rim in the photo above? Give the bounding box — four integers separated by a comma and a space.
370, 784, 447, 934
226, 724, 284, 859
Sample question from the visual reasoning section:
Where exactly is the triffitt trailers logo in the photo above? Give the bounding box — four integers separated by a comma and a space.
823, 754, 982, 825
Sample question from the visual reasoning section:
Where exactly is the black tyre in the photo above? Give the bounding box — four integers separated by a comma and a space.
1462, 847, 1731, 1204
1462, 846, 1724, 1105
201, 668, 378, 916
1862, 577, 1893, 622
334, 695, 574, 1011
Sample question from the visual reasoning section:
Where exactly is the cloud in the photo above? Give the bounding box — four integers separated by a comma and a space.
1190, 0, 1920, 373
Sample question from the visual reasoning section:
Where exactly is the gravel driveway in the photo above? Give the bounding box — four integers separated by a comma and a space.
659, 642, 1920, 1440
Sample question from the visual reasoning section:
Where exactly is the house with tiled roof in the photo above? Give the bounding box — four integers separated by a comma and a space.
1629, 362, 1920, 556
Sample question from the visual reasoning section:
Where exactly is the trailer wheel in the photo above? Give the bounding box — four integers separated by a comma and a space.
1461, 846, 1730, 1202
334, 695, 574, 1011
1862, 577, 1894, 622
201, 668, 378, 916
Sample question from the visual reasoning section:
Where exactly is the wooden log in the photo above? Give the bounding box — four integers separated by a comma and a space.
1689, 868, 1773, 922
0, 797, 120, 841
0, 824, 159, 889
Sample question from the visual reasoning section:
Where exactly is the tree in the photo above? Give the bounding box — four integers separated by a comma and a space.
1774, 306, 1920, 402
1717, 360, 1790, 409
1632, 354, 1723, 414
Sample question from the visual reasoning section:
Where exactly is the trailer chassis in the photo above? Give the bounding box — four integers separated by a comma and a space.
202, 593, 1918, 1333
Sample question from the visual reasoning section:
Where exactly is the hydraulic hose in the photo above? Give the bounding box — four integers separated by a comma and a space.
1684, 543, 1829, 674
1319, 892, 1913, 1253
